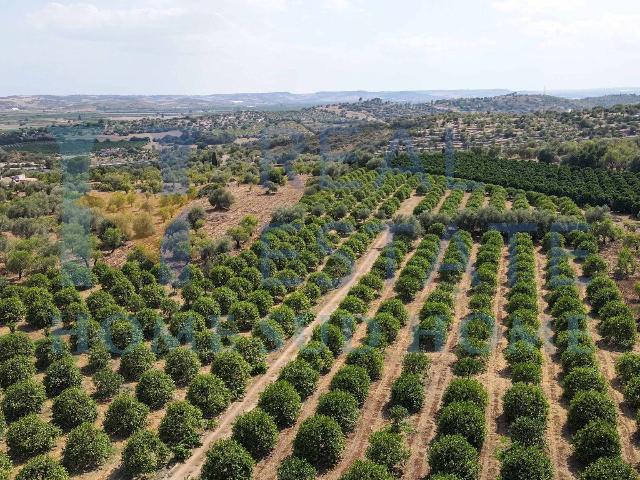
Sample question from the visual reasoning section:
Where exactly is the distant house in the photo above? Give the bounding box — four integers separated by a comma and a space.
10, 174, 37, 184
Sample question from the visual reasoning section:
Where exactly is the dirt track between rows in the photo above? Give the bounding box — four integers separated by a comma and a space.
401, 242, 478, 480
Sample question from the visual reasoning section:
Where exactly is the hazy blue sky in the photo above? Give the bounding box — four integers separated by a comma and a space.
1, 0, 639, 95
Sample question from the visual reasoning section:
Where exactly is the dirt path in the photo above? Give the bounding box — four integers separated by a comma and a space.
161, 203, 413, 480
402, 242, 478, 480
323, 238, 450, 480
535, 248, 575, 479
570, 258, 640, 467
478, 246, 510, 480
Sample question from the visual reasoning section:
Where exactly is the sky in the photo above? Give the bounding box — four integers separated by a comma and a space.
1, 0, 639, 95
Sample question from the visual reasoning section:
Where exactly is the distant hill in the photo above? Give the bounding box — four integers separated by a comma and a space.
0, 89, 639, 114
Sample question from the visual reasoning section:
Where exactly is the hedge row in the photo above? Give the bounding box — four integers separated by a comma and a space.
413, 175, 447, 215
499, 232, 553, 480
545, 233, 634, 478
512, 190, 530, 211
417, 230, 473, 351
454, 229, 503, 376
463, 185, 486, 213
488, 185, 508, 212
439, 189, 466, 217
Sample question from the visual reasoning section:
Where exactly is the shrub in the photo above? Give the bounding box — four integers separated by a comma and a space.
211, 350, 251, 400
615, 353, 640, 385
135, 369, 176, 409
0, 453, 9, 480
34, 336, 70, 371
229, 301, 261, 331
313, 323, 345, 356
252, 319, 285, 351
428, 434, 480, 480
503, 383, 549, 426
15, 455, 68, 480
62, 423, 113, 473
340, 295, 367, 315
623, 376, 640, 408
269, 306, 297, 337
330, 365, 371, 406
366, 429, 410, 477
44, 357, 82, 397
194, 330, 222, 364
499, 444, 553, 480
92, 368, 123, 400
511, 361, 542, 384
317, 390, 360, 434
120, 343, 156, 381
122, 430, 170, 477
442, 378, 488, 409
572, 419, 621, 465
159, 400, 203, 451
278, 359, 319, 399
298, 341, 334, 373
0, 332, 34, 362
164, 347, 201, 387
347, 346, 384, 380
187, 373, 232, 419
563, 367, 608, 400
0, 355, 35, 389
258, 381, 301, 428
391, 373, 424, 413
201, 439, 254, 480
52, 388, 97, 431
340, 460, 393, 480
232, 408, 278, 460
579, 456, 638, 480
277, 455, 316, 480
509, 415, 547, 447
599, 315, 637, 350
437, 401, 486, 449
103, 393, 149, 437
293, 415, 345, 470
7, 414, 61, 458
87, 342, 111, 372
568, 390, 617, 431
402, 352, 430, 377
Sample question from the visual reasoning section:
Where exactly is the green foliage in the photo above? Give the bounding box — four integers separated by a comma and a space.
428, 434, 480, 480
330, 365, 371, 406
278, 359, 319, 399
298, 340, 334, 373
159, 400, 203, 452
0, 355, 35, 389
293, 415, 345, 470
317, 390, 360, 434
187, 373, 232, 419
579, 456, 639, 480
232, 408, 278, 460
62, 423, 113, 473
277, 456, 316, 480
92, 368, 123, 400
122, 430, 170, 477
365, 429, 410, 477
437, 401, 486, 449
164, 347, 201, 386
339, 460, 393, 480
201, 439, 254, 480
7, 414, 61, 458
391, 373, 424, 413
442, 378, 488, 410
258, 380, 301, 428
119, 343, 156, 381
572, 420, 621, 465
103, 393, 149, 438
135, 369, 176, 409
503, 383, 549, 426
234, 335, 268, 374
568, 390, 617, 431
499, 444, 553, 480
52, 387, 97, 431
15, 455, 69, 480
211, 350, 252, 400
346, 346, 384, 381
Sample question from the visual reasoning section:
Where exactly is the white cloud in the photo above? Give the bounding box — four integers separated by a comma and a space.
491, 0, 586, 16
28, 2, 185, 29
